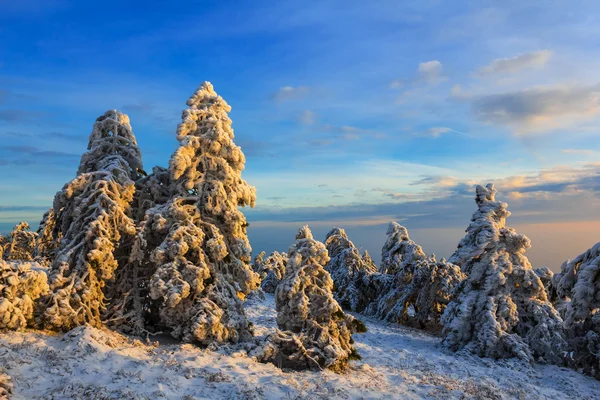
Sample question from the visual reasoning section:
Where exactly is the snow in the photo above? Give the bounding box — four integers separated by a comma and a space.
1, 294, 598, 399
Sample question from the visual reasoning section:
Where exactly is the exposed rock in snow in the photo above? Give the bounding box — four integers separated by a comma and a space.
442, 184, 566, 364
0, 260, 49, 330
553, 242, 600, 378
259, 226, 364, 371
38, 110, 141, 331
130, 82, 259, 344
4, 222, 37, 262
380, 222, 428, 275
254, 251, 288, 294
324, 227, 379, 312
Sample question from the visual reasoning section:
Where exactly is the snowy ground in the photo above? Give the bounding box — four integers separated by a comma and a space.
0, 294, 599, 400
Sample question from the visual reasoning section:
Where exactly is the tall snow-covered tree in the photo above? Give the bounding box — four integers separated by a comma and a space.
129, 82, 259, 344
4, 222, 37, 261
324, 227, 379, 312
380, 222, 428, 275
259, 226, 363, 371
553, 243, 600, 378
38, 110, 141, 331
0, 260, 49, 330
441, 184, 566, 363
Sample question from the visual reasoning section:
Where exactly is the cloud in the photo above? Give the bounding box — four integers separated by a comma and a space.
271, 86, 310, 102
561, 149, 599, 156
471, 83, 600, 134
418, 60, 444, 84
0, 145, 79, 167
297, 110, 315, 125
390, 60, 446, 89
0, 205, 50, 212
475, 50, 553, 77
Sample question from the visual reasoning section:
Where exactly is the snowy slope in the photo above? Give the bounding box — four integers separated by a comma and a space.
0, 294, 599, 399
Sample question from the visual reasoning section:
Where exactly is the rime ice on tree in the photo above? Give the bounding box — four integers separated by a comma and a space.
0, 260, 49, 330
441, 184, 565, 363
380, 222, 428, 275
254, 251, 288, 294
260, 226, 364, 371
553, 243, 600, 378
4, 222, 37, 262
38, 110, 141, 330
324, 227, 379, 312
367, 223, 464, 329
131, 82, 259, 344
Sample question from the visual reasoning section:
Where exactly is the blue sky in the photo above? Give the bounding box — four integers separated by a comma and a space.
2, 0, 600, 269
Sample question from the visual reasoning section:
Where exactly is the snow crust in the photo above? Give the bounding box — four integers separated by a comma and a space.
1, 294, 599, 399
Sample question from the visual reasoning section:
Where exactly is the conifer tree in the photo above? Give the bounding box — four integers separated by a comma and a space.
255, 251, 288, 294
38, 110, 141, 330
4, 222, 37, 261
380, 222, 428, 275
553, 243, 600, 377
441, 184, 566, 363
130, 82, 259, 344
260, 226, 363, 371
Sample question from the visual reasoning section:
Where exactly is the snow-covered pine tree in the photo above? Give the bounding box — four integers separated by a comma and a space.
38, 110, 141, 330
0, 260, 49, 330
441, 184, 566, 363
324, 227, 379, 312
553, 243, 600, 378
362, 250, 377, 272
260, 226, 364, 371
380, 221, 428, 275
534, 267, 556, 302
129, 82, 259, 344
256, 251, 288, 294
130, 165, 171, 222
34, 209, 58, 263
0, 369, 13, 399
4, 222, 37, 261
253, 251, 266, 275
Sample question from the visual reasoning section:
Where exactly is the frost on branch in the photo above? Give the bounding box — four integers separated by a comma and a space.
4, 222, 37, 262
553, 243, 600, 378
441, 184, 566, 363
131, 82, 259, 343
380, 222, 428, 275
324, 227, 379, 312
0, 260, 49, 330
259, 226, 363, 371
38, 110, 140, 331
254, 251, 288, 294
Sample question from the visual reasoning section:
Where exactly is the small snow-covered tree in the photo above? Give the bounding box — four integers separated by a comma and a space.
553, 243, 600, 378
255, 251, 287, 294
362, 250, 377, 271
260, 226, 364, 371
441, 184, 566, 364
534, 267, 556, 302
129, 82, 259, 343
4, 222, 37, 261
380, 222, 428, 275
324, 227, 379, 312
0, 260, 49, 330
253, 251, 266, 275
38, 110, 141, 331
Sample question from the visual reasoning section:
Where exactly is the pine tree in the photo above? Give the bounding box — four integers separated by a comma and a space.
4, 222, 37, 261
38, 110, 141, 330
255, 251, 288, 294
259, 226, 364, 371
130, 82, 259, 344
441, 184, 566, 363
0, 260, 49, 330
324, 227, 379, 312
380, 222, 428, 275
34, 209, 58, 262
553, 243, 600, 378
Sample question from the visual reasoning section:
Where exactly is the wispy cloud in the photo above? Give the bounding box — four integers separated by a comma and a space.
390, 60, 446, 89
475, 50, 553, 77
271, 86, 310, 102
